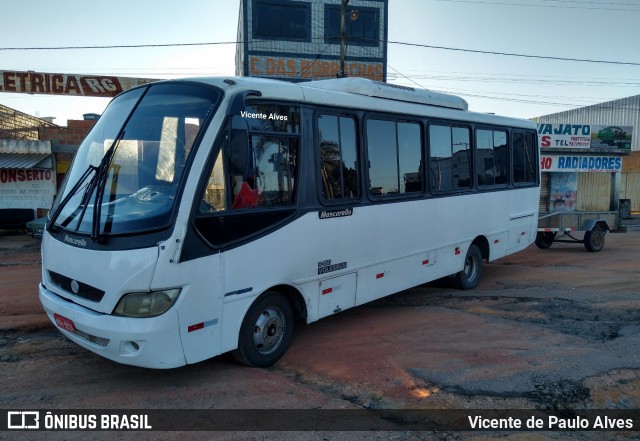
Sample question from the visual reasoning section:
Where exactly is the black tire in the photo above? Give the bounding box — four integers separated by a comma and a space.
584, 228, 605, 252
535, 232, 555, 249
452, 244, 483, 290
232, 292, 294, 368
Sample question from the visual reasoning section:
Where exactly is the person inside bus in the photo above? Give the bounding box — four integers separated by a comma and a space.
232, 174, 261, 209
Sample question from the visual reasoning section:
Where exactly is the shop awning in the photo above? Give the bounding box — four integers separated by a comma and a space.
0, 153, 52, 169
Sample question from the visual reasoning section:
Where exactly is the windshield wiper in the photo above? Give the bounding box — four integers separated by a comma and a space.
47, 164, 98, 232
91, 130, 126, 242
47, 130, 126, 241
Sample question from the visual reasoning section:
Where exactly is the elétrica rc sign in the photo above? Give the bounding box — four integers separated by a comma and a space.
0, 70, 155, 97
537, 124, 632, 149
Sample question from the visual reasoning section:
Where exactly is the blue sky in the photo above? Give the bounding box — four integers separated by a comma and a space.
1, 0, 639, 125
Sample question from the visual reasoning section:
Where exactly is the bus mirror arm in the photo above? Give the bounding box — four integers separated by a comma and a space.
226, 90, 263, 116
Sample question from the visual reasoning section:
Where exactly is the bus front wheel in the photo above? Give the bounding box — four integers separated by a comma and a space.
453, 244, 483, 290
232, 292, 294, 368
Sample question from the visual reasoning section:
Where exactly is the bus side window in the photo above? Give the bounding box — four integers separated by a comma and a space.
200, 148, 227, 212
367, 119, 421, 197
477, 129, 509, 187
513, 131, 537, 184
250, 135, 298, 207
318, 114, 359, 200
200, 123, 241, 213
229, 126, 257, 209
429, 124, 472, 191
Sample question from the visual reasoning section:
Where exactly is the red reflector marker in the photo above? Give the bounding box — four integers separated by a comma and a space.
521, 231, 526, 236
376, 273, 385, 279
455, 247, 461, 255
188, 323, 205, 333
322, 288, 333, 295
422, 259, 430, 265
494, 239, 499, 244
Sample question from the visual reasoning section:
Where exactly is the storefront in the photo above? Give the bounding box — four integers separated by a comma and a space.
539, 151, 626, 214
0, 139, 56, 227
533, 95, 640, 216
536, 124, 630, 219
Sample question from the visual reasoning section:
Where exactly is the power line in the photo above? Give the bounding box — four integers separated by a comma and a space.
0, 41, 237, 51
387, 41, 640, 67
2, 38, 640, 67
435, 0, 640, 12
386, 72, 640, 88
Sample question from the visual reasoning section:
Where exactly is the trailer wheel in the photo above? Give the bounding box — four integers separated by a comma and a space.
232, 292, 294, 368
535, 232, 555, 249
453, 244, 483, 290
584, 228, 605, 252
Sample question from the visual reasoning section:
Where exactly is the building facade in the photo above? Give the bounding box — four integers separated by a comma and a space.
236, 0, 388, 82
533, 95, 640, 216
0, 105, 96, 228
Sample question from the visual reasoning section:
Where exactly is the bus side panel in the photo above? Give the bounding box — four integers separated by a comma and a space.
506, 187, 540, 256
355, 250, 437, 305
151, 244, 223, 365
507, 214, 536, 254
218, 213, 333, 351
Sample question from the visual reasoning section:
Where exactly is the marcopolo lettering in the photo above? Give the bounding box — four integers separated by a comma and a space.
318, 208, 353, 219
64, 235, 87, 248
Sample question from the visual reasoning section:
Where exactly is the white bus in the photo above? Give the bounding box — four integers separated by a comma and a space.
39, 77, 539, 369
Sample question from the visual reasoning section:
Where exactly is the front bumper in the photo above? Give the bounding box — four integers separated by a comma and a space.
39, 283, 186, 369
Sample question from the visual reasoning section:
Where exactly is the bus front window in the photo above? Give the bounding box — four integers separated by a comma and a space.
50, 83, 221, 237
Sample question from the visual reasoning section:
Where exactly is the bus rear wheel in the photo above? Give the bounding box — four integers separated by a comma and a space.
232, 292, 294, 368
453, 244, 483, 290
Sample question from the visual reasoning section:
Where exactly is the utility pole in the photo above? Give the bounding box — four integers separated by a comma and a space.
338, 0, 348, 78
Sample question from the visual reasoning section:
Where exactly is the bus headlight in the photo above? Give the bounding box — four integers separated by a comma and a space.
113, 289, 181, 318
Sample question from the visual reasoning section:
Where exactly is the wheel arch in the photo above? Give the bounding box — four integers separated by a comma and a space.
261, 284, 308, 322
582, 219, 610, 232
472, 235, 490, 261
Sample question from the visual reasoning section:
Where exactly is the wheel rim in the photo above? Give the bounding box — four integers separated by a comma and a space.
592, 231, 603, 248
464, 253, 478, 282
252, 306, 286, 355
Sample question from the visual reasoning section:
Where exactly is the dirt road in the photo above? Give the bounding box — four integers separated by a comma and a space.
1, 231, 639, 440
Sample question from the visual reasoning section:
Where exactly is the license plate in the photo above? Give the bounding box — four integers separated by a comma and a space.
54, 313, 77, 334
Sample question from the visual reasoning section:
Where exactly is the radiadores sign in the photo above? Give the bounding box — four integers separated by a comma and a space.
0, 70, 156, 97
540, 155, 622, 173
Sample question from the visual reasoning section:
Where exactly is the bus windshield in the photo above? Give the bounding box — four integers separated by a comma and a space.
50, 82, 221, 237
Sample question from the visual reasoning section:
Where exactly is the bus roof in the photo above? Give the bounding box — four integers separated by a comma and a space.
304, 77, 469, 111
180, 76, 536, 130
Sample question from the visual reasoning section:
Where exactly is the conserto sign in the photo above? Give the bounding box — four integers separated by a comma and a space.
236, 0, 388, 82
